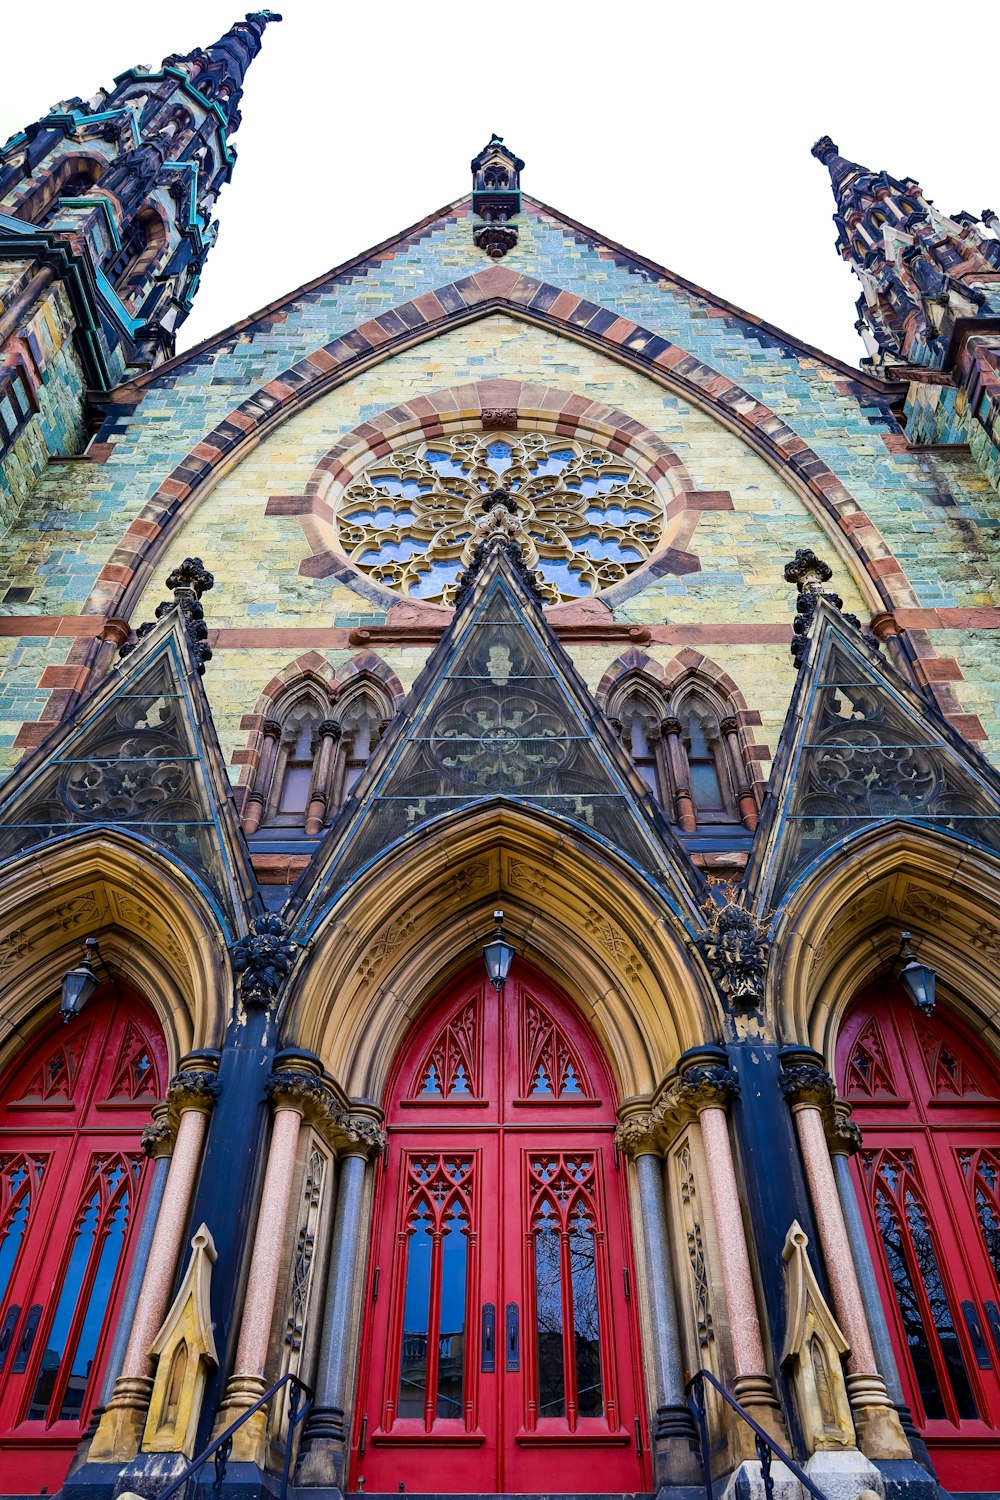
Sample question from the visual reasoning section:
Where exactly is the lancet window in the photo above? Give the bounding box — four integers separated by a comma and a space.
244, 676, 396, 837
608, 673, 757, 833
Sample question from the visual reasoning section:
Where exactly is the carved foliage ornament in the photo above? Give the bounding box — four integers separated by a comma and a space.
266, 1070, 386, 1155
783, 548, 861, 669
120, 556, 216, 676
697, 881, 770, 1011
615, 1064, 739, 1154
337, 431, 664, 605
231, 913, 297, 1009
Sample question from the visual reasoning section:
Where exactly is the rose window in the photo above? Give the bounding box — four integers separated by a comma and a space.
336, 431, 664, 604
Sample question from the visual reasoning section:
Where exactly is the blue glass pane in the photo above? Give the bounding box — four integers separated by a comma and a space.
59, 1192, 130, 1421
27, 1190, 102, 1420
436, 1205, 467, 1417
534, 1205, 565, 1417
398, 1204, 433, 1418
0, 1164, 32, 1307
569, 1205, 602, 1417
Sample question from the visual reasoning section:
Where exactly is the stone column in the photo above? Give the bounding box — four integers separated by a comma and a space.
614, 1111, 701, 1492
242, 718, 282, 835
304, 720, 341, 836
678, 1054, 787, 1446
826, 1103, 935, 1473
211, 1054, 321, 1461
780, 1057, 910, 1461
296, 1112, 386, 1492
661, 718, 696, 831
719, 716, 758, 831
868, 611, 911, 678
89, 1063, 220, 1461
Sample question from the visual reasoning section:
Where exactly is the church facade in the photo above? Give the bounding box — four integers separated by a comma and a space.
1, 14, 1000, 1500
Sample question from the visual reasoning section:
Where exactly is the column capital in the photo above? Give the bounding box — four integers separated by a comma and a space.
262, 717, 283, 740
661, 716, 683, 738
316, 718, 342, 740
719, 714, 741, 736
779, 1049, 836, 1109
141, 1102, 175, 1159
826, 1100, 863, 1157
166, 1058, 221, 1118
614, 1108, 660, 1157
677, 1048, 739, 1112
267, 1061, 386, 1156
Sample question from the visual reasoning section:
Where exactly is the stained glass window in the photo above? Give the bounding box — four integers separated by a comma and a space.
337, 432, 664, 604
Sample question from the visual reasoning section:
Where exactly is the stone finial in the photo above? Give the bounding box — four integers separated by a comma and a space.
811, 136, 839, 164
119, 558, 216, 675
471, 134, 523, 259
167, 557, 215, 599
230, 912, 297, 1010
783, 548, 861, 669
142, 1224, 219, 1457
780, 1221, 856, 1453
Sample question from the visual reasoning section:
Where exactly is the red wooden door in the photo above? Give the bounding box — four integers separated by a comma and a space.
0, 987, 167, 1494
837, 983, 1000, 1491
351, 965, 649, 1493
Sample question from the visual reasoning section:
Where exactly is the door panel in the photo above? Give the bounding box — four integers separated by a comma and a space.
0, 989, 166, 1494
351, 966, 648, 1494
838, 984, 1000, 1490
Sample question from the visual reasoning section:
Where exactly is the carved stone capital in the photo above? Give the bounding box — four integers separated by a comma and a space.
780, 1063, 837, 1109
141, 1107, 176, 1159
868, 610, 899, 642
661, 717, 683, 739
166, 1069, 221, 1116
675, 1064, 740, 1112
316, 719, 342, 740
614, 1111, 660, 1157
267, 1068, 386, 1157
719, 715, 740, 736
262, 717, 282, 740
826, 1100, 863, 1157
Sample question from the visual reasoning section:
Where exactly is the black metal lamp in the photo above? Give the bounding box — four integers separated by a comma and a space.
60, 937, 104, 1022
483, 909, 515, 993
897, 930, 936, 1016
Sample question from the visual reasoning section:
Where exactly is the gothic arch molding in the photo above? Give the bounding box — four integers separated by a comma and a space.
85, 265, 916, 634
767, 821, 1000, 1068
0, 828, 230, 1071
281, 803, 720, 1101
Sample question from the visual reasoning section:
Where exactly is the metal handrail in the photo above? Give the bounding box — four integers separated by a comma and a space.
155, 1370, 313, 1500
685, 1368, 827, 1500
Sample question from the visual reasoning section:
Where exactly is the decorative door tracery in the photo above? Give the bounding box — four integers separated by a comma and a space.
0, 987, 166, 1495
352, 966, 647, 1494
837, 983, 1000, 1489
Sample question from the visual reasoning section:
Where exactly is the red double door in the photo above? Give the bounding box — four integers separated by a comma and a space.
0, 989, 166, 1493
351, 966, 649, 1494
838, 984, 1000, 1491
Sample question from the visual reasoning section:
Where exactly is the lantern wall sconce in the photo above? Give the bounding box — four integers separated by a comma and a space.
60, 936, 109, 1022
483, 909, 516, 993
896, 930, 936, 1016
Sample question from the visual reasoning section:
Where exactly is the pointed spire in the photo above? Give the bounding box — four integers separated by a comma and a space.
811, 136, 1000, 368
163, 11, 282, 133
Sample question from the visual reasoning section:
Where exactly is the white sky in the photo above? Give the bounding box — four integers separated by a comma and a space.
4, 0, 998, 366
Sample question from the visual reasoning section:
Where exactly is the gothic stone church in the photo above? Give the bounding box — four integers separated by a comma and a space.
1, 14, 1000, 1500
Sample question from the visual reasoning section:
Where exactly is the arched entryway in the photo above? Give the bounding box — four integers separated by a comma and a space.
0, 986, 167, 1493
350, 963, 650, 1493
837, 982, 1000, 1490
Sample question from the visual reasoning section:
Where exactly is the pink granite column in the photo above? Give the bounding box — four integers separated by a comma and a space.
679, 1056, 788, 1447
781, 1058, 911, 1460
89, 1064, 220, 1461
212, 1056, 319, 1459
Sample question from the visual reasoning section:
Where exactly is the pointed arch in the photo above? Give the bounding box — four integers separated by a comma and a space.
279, 801, 721, 1103
238, 650, 404, 835
0, 828, 231, 1070
767, 821, 1000, 1071
597, 647, 768, 834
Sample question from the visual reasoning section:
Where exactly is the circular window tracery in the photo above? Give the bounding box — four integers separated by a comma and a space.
336, 431, 665, 604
